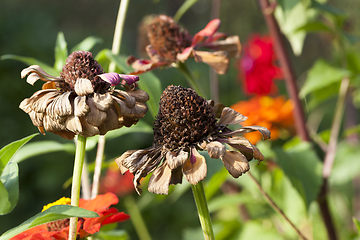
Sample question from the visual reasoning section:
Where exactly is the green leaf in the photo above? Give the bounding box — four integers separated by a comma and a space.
296, 21, 332, 33
277, 0, 300, 19
86, 120, 153, 151
0, 205, 99, 240
274, 140, 323, 208
0, 182, 10, 215
70, 36, 103, 53
330, 142, 360, 185
353, 217, 360, 236
0, 162, 19, 215
299, 59, 350, 98
104, 51, 162, 118
307, 82, 340, 109
11, 141, 75, 163
0, 54, 59, 76
208, 193, 252, 213
54, 32, 68, 72
95, 230, 129, 240
173, 0, 199, 22
205, 167, 228, 200
0, 133, 38, 174
275, 2, 317, 55
310, 0, 345, 16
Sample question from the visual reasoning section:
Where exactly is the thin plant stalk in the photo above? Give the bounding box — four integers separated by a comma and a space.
69, 135, 87, 240
173, 0, 199, 22
124, 195, 153, 240
91, 0, 129, 198
176, 61, 206, 98
81, 158, 91, 200
248, 172, 308, 240
91, 135, 106, 199
322, 77, 349, 178
191, 182, 215, 240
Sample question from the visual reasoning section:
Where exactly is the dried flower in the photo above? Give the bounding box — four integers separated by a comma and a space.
231, 96, 294, 144
127, 15, 241, 75
20, 51, 149, 139
99, 162, 135, 197
11, 193, 129, 240
239, 34, 283, 95
116, 85, 270, 195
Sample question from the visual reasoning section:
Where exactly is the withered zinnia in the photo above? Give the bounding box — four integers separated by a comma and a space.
116, 85, 270, 195
20, 51, 149, 140
127, 15, 241, 75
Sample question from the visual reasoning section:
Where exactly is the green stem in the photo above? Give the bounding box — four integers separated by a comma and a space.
176, 62, 206, 98
191, 182, 215, 240
173, 0, 199, 22
124, 195, 153, 240
68, 135, 87, 240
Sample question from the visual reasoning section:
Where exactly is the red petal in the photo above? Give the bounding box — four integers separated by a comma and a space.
192, 19, 221, 46
79, 192, 118, 212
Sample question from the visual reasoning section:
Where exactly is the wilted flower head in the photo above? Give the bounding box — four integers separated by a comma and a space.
231, 96, 294, 144
127, 15, 241, 75
116, 85, 270, 195
239, 34, 283, 95
11, 193, 129, 240
20, 51, 149, 139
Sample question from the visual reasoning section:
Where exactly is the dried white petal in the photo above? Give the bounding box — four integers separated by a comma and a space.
93, 92, 113, 111
74, 96, 90, 117
217, 107, 247, 126
221, 150, 249, 178
74, 78, 94, 96
166, 149, 189, 170
205, 141, 226, 159
148, 163, 172, 195
182, 147, 207, 185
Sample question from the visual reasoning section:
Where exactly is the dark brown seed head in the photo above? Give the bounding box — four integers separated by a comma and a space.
147, 15, 192, 62
58, 51, 109, 93
153, 85, 217, 150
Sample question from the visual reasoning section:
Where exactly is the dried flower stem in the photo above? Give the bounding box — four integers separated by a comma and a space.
124, 196, 153, 240
248, 172, 308, 240
191, 182, 215, 240
81, 159, 91, 200
176, 61, 206, 98
69, 135, 87, 240
91, 135, 106, 199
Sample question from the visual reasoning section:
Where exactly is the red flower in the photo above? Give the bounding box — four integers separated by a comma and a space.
239, 34, 283, 95
11, 193, 130, 240
99, 163, 135, 197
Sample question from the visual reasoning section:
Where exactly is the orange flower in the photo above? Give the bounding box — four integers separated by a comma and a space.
99, 162, 135, 197
11, 193, 129, 240
231, 96, 294, 144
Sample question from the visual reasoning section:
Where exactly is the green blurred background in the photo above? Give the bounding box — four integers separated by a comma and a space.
1, 0, 360, 239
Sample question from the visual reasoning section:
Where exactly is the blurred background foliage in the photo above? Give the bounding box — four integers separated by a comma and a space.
1, 0, 360, 239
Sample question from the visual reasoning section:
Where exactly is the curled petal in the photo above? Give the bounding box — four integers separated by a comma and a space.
221, 126, 271, 140
113, 90, 136, 108
193, 50, 229, 74
204, 36, 241, 58
182, 147, 207, 185
98, 72, 140, 86
166, 149, 189, 170
177, 47, 193, 62
99, 107, 120, 135
93, 92, 113, 111
217, 107, 247, 126
85, 98, 107, 126
205, 141, 226, 159
21, 65, 62, 85
192, 19, 221, 46
118, 74, 139, 86
43, 115, 66, 132
127, 54, 168, 75
148, 163, 172, 195
75, 78, 94, 96
115, 150, 138, 174
78, 117, 100, 137
74, 96, 90, 117
127, 89, 150, 103
65, 116, 83, 134
221, 150, 249, 178
31, 91, 59, 113
28, 110, 44, 127
46, 92, 73, 119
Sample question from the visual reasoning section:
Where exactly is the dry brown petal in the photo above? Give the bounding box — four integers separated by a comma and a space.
65, 116, 83, 134
74, 78, 94, 96
207, 36, 241, 58
31, 91, 59, 113
127, 89, 150, 103
193, 50, 229, 74
99, 107, 120, 135
113, 98, 148, 118
43, 115, 66, 132
182, 147, 207, 185
78, 117, 100, 137
166, 149, 189, 170
169, 167, 183, 185
146, 45, 164, 63
122, 148, 152, 173
28, 110, 44, 127
85, 98, 107, 126
93, 92, 113, 111
113, 90, 136, 108
148, 163, 172, 195
217, 107, 247, 126
206, 141, 226, 159
224, 126, 271, 140
21, 65, 62, 85
223, 136, 254, 160
19, 98, 32, 113
221, 150, 249, 178
74, 96, 90, 117
46, 92, 73, 119
115, 150, 138, 174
